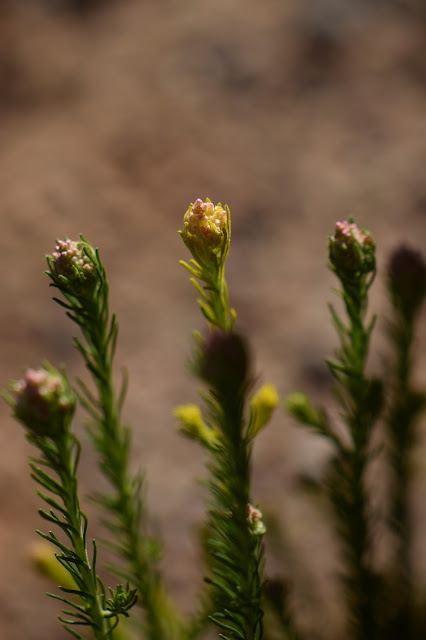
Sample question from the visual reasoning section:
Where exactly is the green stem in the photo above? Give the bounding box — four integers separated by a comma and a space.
386, 312, 420, 638
208, 385, 264, 639
332, 278, 378, 640
56, 432, 110, 640
205, 263, 232, 332
390, 318, 413, 549
80, 298, 182, 640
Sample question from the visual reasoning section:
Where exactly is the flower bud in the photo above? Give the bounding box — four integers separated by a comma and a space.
31, 542, 77, 590
105, 583, 138, 616
388, 245, 426, 319
246, 503, 266, 536
174, 404, 219, 448
285, 391, 323, 428
197, 331, 250, 400
246, 384, 280, 441
46, 238, 97, 295
179, 198, 228, 263
329, 220, 375, 279
8, 365, 75, 438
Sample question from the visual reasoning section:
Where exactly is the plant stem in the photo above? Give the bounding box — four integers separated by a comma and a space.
200, 334, 264, 640
208, 264, 231, 331
56, 431, 111, 639
76, 294, 182, 640
47, 239, 182, 639
328, 274, 380, 639
385, 306, 424, 638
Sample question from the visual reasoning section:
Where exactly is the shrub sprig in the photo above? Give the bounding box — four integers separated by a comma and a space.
177, 199, 279, 640
5, 364, 135, 639
46, 235, 185, 640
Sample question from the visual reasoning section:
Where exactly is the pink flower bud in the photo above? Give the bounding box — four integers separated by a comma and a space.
47, 237, 98, 296
329, 220, 375, 278
51, 239, 93, 278
247, 503, 266, 536
9, 365, 75, 438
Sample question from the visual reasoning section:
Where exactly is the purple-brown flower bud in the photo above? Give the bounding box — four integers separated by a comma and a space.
8, 365, 75, 438
329, 220, 375, 279
388, 245, 426, 319
196, 331, 250, 399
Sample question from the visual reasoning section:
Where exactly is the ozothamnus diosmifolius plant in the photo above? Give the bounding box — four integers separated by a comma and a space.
3, 202, 426, 640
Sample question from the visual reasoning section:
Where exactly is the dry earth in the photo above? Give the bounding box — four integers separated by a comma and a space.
0, 1, 425, 638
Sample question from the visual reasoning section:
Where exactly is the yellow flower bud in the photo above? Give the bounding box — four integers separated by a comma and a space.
246, 384, 279, 441
174, 404, 219, 448
31, 542, 77, 590
179, 198, 229, 268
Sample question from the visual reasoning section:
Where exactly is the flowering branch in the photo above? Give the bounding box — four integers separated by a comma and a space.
177, 199, 279, 640
286, 219, 383, 639
4, 364, 135, 639
178, 198, 235, 331
46, 237, 183, 640
326, 220, 383, 639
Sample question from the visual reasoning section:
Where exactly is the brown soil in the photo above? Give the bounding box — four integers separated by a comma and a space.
0, 1, 425, 638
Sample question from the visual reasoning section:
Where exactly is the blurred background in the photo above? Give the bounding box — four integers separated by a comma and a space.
0, 1, 425, 638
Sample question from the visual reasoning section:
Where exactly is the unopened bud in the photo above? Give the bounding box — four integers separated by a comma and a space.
7, 365, 75, 438
47, 238, 97, 295
247, 384, 279, 440
179, 198, 228, 264
247, 503, 266, 536
197, 331, 250, 400
174, 404, 219, 448
31, 542, 77, 590
388, 245, 426, 319
285, 391, 323, 428
329, 220, 375, 279
105, 583, 138, 616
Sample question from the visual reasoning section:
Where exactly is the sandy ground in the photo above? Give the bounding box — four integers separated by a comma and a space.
0, 1, 426, 638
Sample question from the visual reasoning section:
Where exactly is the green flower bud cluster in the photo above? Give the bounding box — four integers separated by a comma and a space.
285, 391, 323, 429
104, 583, 138, 617
329, 220, 375, 279
8, 365, 75, 438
